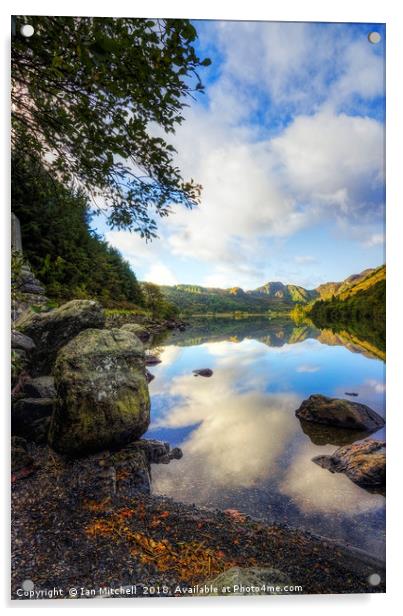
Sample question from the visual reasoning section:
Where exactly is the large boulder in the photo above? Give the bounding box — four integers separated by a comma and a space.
295, 394, 385, 431
14, 300, 105, 374
313, 439, 386, 489
48, 328, 150, 456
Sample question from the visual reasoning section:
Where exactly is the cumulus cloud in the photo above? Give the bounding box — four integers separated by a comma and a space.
165, 109, 384, 270
143, 263, 178, 286
150, 344, 300, 496
104, 21, 384, 287
280, 442, 385, 514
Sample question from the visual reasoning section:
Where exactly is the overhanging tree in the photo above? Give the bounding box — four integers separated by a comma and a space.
11, 16, 211, 238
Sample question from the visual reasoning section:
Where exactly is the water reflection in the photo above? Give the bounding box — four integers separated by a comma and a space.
146, 318, 385, 557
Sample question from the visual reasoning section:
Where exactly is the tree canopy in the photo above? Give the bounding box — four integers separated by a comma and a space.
12, 149, 145, 308
12, 16, 211, 238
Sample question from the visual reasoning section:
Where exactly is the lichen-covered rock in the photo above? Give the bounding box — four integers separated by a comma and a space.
120, 323, 151, 342
313, 439, 386, 488
200, 566, 292, 595
49, 328, 150, 456
15, 300, 105, 374
295, 394, 385, 431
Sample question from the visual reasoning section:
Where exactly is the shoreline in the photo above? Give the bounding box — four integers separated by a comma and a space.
11, 444, 385, 599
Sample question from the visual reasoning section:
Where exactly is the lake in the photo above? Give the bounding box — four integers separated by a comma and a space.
145, 317, 386, 560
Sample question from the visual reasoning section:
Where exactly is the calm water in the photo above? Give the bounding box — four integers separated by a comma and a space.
145, 318, 386, 559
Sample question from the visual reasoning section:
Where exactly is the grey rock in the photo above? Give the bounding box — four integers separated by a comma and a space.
23, 376, 56, 399
145, 354, 162, 366
49, 328, 150, 456
11, 330, 36, 352
120, 323, 151, 342
193, 368, 213, 377
295, 394, 385, 431
128, 439, 183, 464
313, 439, 386, 488
14, 299, 105, 374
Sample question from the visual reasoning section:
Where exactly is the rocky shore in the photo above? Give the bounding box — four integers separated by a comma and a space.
11, 442, 385, 598
11, 297, 386, 598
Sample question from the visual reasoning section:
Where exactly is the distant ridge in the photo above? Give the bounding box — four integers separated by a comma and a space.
154, 265, 385, 315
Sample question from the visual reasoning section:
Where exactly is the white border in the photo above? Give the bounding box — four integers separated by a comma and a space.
2, 1, 402, 614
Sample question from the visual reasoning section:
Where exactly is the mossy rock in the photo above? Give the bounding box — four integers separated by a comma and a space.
49, 328, 150, 456
15, 300, 105, 375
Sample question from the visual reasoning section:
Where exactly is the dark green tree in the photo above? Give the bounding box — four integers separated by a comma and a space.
142, 282, 178, 319
12, 150, 144, 308
12, 16, 211, 238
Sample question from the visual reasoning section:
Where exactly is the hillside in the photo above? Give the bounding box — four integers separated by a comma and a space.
159, 284, 300, 315
309, 265, 386, 352
157, 266, 385, 315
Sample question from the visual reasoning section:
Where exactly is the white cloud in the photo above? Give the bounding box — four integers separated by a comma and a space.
143, 263, 178, 286
271, 111, 384, 222
363, 233, 385, 247
104, 22, 384, 288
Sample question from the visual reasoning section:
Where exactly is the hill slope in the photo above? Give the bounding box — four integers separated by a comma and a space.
158, 266, 385, 315
309, 265, 385, 352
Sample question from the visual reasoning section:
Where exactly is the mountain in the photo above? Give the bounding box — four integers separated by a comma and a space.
315, 267, 381, 300
247, 281, 317, 303
158, 284, 291, 314
157, 265, 385, 315
309, 265, 385, 353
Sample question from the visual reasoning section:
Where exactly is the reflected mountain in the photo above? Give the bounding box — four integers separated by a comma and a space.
163, 317, 384, 361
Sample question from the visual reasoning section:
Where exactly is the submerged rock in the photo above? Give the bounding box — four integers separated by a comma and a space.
313, 439, 385, 489
49, 328, 150, 456
120, 323, 150, 342
15, 299, 105, 374
200, 566, 292, 595
193, 368, 213, 377
295, 394, 385, 431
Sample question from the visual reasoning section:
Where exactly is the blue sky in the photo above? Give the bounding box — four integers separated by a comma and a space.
97, 20, 385, 290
